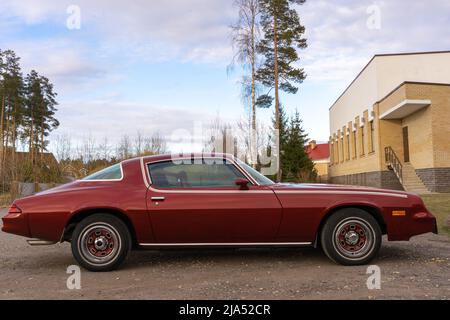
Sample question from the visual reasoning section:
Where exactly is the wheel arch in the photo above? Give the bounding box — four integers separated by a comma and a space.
315, 204, 387, 247
61, 208, 138, 247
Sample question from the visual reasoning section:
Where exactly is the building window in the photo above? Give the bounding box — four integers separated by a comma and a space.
340, 136, 344, 162
335, 139, 339, 163
352, 130, 357, 158
369, 120, 375, 153
360, 126, 365, 156
346, 133, 350, 160
330, 142, 333, 164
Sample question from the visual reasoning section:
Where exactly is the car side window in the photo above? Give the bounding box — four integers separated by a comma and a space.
83, 164, 122, 181
148, 160, 246, 189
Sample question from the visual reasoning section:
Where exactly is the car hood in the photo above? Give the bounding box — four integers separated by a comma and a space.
269, 183, 409, 196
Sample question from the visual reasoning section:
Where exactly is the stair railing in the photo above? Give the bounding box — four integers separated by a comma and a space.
385, 146, 403, 184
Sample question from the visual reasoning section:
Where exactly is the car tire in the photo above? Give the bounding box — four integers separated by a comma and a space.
71, 214, 132, 272
320, 208, 382, 266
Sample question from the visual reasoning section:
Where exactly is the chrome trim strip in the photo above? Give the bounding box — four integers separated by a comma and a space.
141, 155, 264, 193
148, 188, 273, 194
139, 242, 312, 247
276, 190, 408, 198
80, 162, 125, 182
140, 157, 151, 188
27, 239, 57, 246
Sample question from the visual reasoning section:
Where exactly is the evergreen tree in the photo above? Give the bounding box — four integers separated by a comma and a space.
0, 48, 59, 187
283, 110, 316, 182
0, 50, 25, 187
23, 70, 59, 166
256, 0, 307, 180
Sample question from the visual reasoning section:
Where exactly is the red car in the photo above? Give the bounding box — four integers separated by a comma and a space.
2, 153, 437, 271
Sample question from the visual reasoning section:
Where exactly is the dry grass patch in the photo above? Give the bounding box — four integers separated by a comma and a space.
421, 193, 450, 236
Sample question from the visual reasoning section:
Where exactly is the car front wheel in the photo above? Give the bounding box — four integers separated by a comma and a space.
320, 208, 382, 266
71, 214, 131, 272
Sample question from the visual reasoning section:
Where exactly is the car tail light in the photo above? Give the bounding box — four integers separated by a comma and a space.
8, 203, 22, 215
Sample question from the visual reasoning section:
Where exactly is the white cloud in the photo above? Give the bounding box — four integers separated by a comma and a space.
301, 0, 450, 86
3, 38, 119, 94
1, 0, 236, 64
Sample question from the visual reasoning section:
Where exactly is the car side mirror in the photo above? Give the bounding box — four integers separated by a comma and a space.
235, 178, 250, 190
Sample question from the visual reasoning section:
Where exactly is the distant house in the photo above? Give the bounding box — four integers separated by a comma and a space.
0, 148, 58, 167
306, 140, 330, 182
14, 151, 58, 167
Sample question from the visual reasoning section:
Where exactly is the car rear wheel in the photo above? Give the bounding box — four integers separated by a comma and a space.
320, 208, 382, 266
71, 214, 131, 272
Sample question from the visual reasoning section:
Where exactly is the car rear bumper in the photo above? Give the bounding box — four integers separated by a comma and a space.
1, 211, 31, 238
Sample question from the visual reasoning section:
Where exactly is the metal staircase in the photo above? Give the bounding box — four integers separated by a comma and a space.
385, 147, 430, 194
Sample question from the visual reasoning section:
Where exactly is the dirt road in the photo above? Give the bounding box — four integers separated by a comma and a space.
1, 208, 449, 300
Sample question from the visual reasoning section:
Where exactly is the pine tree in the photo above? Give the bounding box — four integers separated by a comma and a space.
23, 70, 59, 168
38, 74, 59, 161
283, 110, 316, 182
256, 0, 307, 180
0, 50, 25, 188
0, 48, 59, 187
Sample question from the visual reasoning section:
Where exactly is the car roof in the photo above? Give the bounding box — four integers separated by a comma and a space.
139, 153, 235, 164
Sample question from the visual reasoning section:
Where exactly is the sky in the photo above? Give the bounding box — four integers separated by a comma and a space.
1, 0, 450, 153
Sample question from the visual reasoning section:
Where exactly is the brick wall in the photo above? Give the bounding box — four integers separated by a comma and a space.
416, 167, 450, 193
330, 170, 404, 191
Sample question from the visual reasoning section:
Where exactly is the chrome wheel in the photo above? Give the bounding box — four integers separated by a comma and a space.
79, 223, 122, 266
332, 218, 375, 261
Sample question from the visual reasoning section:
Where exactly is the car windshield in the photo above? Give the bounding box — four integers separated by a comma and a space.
236, 159, 275, 185
82, 164, 122, 181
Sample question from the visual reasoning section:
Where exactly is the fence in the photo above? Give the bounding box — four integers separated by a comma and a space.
10, 181, 64, 198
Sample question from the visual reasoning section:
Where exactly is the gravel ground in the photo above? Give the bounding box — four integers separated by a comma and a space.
1, 209, 449, 300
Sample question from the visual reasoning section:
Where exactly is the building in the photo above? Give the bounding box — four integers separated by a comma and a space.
328, 51, 450, 193
306, 140, 330, 182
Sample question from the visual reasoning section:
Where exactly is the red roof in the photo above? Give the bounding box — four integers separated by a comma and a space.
306, 143, 330, 161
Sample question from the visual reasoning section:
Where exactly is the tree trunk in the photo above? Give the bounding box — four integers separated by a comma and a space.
4, 106, 10, 168
30, 116, 34, 164
250, 9, 258, 169
40, 118, 44, 163
0, 96, 4, 168
273, 9, 281, 182
0, 95, 4, 191
11, 101, 16, 181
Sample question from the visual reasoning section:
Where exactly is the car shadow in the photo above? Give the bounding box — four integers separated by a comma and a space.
125, 247, 332, 270
123, 242, 432, 271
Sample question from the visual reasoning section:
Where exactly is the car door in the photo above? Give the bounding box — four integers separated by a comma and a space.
145, 157, 282, 243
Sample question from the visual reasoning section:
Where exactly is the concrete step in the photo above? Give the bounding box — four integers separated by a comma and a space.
400, 163, 431, 194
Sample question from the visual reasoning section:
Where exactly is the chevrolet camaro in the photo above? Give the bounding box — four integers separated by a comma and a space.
2, 153, 438, 271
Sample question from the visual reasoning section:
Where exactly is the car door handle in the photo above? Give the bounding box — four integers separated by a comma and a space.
151, 197, 165, 202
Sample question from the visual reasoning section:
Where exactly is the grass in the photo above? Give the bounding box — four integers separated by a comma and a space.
0, 193, 12, 208
421, 194, 450, 237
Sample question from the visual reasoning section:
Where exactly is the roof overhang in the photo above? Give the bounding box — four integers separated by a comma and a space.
379, 99, 431, 120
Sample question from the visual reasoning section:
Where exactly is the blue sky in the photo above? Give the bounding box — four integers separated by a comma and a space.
1, 0, 450, 153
